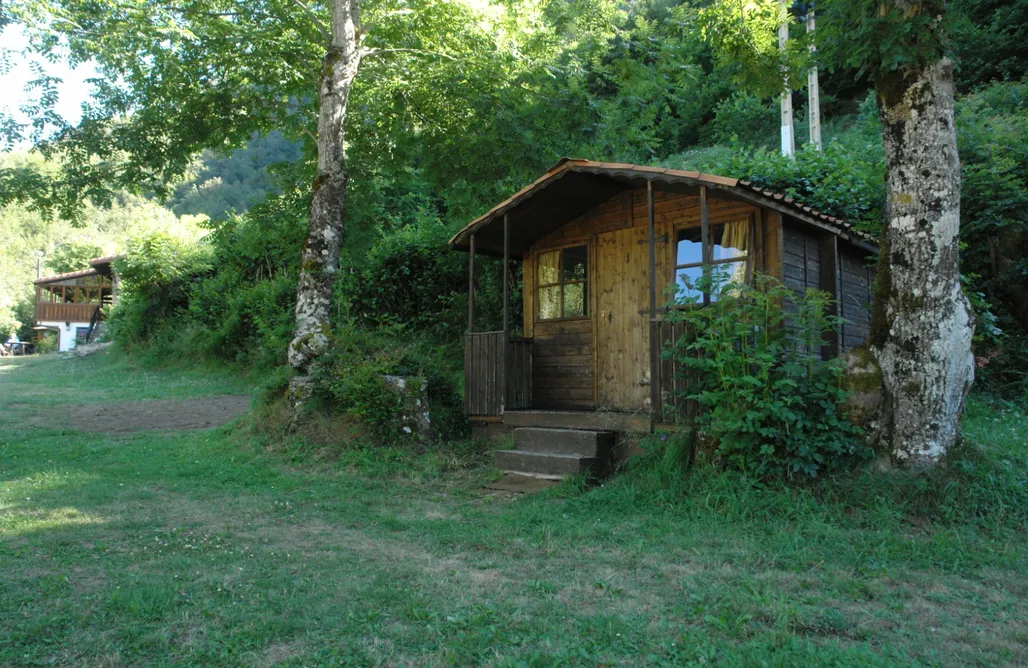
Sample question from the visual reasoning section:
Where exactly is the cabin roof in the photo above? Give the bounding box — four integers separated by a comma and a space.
33, 254, 123, 286
449, 158, 876, 256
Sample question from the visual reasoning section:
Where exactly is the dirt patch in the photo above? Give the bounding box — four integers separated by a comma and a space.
57, 395, 252, 433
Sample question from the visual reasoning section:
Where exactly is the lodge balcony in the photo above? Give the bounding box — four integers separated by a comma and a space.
35, 301, 102, 324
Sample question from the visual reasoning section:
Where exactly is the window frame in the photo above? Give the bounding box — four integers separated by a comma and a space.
535, 242, 590, 322
672, 213, 756, 306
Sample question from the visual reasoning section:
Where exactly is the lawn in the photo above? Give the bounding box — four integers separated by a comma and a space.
1, 352, 1026, 666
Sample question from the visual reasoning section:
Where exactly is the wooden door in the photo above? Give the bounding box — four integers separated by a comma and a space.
595, 225, 652, 411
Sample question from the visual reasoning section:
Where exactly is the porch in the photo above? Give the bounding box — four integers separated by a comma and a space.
463, 325, 695, 430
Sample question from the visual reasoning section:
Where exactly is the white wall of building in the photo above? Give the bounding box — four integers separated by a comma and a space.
38, 320, 92, 352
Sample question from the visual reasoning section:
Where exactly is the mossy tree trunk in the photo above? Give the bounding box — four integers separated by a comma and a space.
287, 0, 362, 411
869, 48, 975, 468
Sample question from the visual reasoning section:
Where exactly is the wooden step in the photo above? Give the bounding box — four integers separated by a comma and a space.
495, 449, 598, 478
514, 427, 614, 456
503, 410, 651, 432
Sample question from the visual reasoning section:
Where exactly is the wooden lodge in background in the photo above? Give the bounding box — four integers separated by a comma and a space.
34, 255, 121, 352
449, 159, 877, 481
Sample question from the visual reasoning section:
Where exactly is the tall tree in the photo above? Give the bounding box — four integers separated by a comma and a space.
287, 0, 359, 407
819, 0, 974, 467
700, 0, 974, 467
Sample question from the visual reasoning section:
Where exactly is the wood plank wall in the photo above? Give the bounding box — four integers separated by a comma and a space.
523, 187, 758, 413
532, 319, 595, 409
783, 224, 875, 353
464, 331, 505, 416
839, 250, 875, 351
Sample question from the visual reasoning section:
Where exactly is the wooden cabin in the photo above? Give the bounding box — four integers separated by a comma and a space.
34, 255, 120, 352
449, 159, 876, 481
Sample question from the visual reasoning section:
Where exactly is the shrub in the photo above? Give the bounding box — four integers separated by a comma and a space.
34, 332, 58, 355
312, 326, 468, 445
701, 92, 778, 148
663, 272, 869, 479
108, 231, 212, 349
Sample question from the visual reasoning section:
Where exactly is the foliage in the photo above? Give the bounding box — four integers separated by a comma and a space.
665, 118, 886, 231
314, 326, 468, 445
32, 330, 56, 354
168, 131, 302, 222
950, 0, 1028, 91
664, 273, 868, 478
109, 231, 213, 348
701, 92, 778, 148
45, 241, 103, 274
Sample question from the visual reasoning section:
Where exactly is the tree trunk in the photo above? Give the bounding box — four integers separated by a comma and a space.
287, 0, 361, 410
869, 56, 975, 468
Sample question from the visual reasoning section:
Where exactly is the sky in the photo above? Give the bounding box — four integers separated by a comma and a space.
1, 25, 100, 145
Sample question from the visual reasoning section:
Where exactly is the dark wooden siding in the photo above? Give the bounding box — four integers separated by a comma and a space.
782, 225, 823, 298
839, 249, 875, 351
532, 319, 595, 409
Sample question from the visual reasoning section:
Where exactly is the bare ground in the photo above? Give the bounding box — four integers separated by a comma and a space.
43, 395, 252, 433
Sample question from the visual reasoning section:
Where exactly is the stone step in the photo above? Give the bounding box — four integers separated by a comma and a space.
495, 449, 598, 478
514, 427, 614, 456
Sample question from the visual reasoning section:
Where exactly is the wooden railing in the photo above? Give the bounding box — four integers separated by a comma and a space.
505, 337, 533, 410
36, 302, 100, 323
651, 320, 701, 424
464, 332, 533, 416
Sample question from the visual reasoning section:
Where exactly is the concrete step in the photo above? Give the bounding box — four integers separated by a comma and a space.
484, 473, 558, 494
503, 410, 651, 432
495, 449, 598, 478
514, 427, 614, 456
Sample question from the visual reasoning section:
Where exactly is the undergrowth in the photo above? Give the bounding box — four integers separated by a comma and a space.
614, 394, 1028, 533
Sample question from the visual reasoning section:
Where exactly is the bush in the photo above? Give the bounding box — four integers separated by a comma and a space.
108, 231, 213, 349
701, 92, 778, 148
312, 326, 468, 445
346, 220, 516, 340
34, 332, 58, 355
664, 272, 869, 479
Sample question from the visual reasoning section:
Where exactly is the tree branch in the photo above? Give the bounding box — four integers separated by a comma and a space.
290, 0, 330, 44
361, 47, 457, 62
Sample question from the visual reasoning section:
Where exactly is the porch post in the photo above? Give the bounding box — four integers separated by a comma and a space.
647, 181, 660, 420
467, 233, 476, 333
700, 185, 710, 265
502, 214, 510, 338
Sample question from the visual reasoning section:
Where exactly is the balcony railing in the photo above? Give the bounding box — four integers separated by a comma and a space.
36, 302, 100, 323
464, 331, 533, 417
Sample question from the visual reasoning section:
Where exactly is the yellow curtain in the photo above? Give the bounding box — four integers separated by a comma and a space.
720, 220, 750, 258
537, 250, 559, 285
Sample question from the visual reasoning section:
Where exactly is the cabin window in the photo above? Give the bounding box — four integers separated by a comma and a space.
537, 245, 588, 320
674, 219, 752, 304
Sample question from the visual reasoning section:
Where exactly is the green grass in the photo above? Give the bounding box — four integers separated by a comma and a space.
2, 353, 1027, 665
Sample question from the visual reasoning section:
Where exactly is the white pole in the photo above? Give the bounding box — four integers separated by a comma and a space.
779, 3, 795, 158
807, 9, 822, 151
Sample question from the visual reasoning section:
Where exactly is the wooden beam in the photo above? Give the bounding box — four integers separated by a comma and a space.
647, 181, 660, 418
502, 214, 510, 413
700, 185, 710, 304
820, 234, 840, 359
468, 233, 476, 333
503, 214, 510, 338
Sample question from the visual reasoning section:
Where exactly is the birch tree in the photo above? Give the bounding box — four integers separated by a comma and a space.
819, 0, 974, 467
286, 0, 360, 408
700, 0, 974, 468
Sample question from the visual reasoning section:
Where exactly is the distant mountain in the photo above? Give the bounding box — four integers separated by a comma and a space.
168, 131, 303, 221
